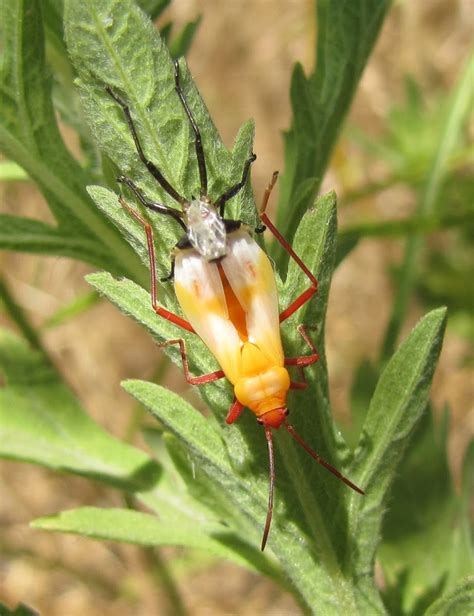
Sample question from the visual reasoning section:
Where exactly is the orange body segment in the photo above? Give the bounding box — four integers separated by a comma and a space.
174, 229, 288, 416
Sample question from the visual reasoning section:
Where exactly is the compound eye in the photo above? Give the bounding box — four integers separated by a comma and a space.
285, 408, 290, 416
256, 418, 264, 425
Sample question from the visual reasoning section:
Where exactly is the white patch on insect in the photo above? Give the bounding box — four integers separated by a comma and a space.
184, 198, 227, 260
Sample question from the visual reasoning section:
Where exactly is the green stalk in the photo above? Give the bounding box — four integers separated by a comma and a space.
380, 50, 474, 361
0, 276, 45, 353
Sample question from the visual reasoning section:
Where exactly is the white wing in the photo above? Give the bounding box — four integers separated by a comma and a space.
174, 249, 243, 382
220, 231, 284, 367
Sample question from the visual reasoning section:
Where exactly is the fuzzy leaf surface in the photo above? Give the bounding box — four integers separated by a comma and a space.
424, 577, 474, 616
64, 0, 256, 244
31, 506, 280, 579
0, 0, 145, 280
348, 308, 447, 607
379, 408, 472, 614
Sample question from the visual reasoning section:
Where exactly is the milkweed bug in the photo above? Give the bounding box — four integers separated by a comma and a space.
108, 60, 364, 550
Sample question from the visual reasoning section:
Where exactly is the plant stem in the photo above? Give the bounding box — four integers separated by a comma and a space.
339, 146, 472, 206
141, 546, 188, 616
380, 50, 474, 362
42, 291, 100, 329
0, 276, 45, 353
123, 495, 187, 616
123, 354, 171, 443
340, 210, 473, 242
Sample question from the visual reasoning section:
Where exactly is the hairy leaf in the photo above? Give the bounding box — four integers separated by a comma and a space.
32, 506, 281, 580
277, 0, 392, 245
0, 0, 146, 280
424, 577, 474, 616
348, 308, 447, 605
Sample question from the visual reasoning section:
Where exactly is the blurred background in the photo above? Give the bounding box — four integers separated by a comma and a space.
0, 0, 472, 614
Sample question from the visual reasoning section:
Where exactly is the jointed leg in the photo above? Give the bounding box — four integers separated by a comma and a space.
119, 195, 195, 333
216, 153, 257, 216
285, 325, 319, 388
284, 324, 319, 367
226, 399, 245, 425
118, 176, 186, 231
158, 338, 225, 385
106, 87, 185, 205
259, 172, 318, 323
174, 61, 208, 197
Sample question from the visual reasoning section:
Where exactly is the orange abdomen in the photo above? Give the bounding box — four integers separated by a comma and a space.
234, 342, 290, 418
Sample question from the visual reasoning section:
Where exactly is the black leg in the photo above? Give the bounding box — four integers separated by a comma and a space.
117, 176, 187, 231
106, 87, 185, 206
174, 61, 208, 197
160, 254, 176, 282
215, 153, 257, 216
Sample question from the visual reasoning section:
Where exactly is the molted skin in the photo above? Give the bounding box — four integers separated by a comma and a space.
173, 229, 290, 424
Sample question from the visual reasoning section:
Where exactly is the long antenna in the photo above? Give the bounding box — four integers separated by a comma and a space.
284, 421, 365, 496
261, 426, 275, 551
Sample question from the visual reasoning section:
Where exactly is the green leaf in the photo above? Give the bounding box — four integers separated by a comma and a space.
41, 0, 67, 58
277, 0, 392, 245
348, 308, 447, 601
117, 197, 388, 613
122, 381, 356, 612
42, 291, 100, 329
0, 0, 90, 229
280, 192, 351, 465
136, 0, 170, 20
424, 577, 474, 616
0, 329, 161, 493
0, 160, 29, 181
381, 50, 474, 360
346, 359, 379, 448
0, 604, 39, 616
31, 506, 280, 579
0, 0, 146, 281
378, 408, 470, 614
64, 0, 255, 227
0, 214, 111, 267
169, 16, 202, 59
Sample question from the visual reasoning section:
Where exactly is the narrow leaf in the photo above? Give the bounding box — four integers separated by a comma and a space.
348, 308, 447, 595
277, 0, 392, 244
0, 214, 111, 267
169, 16, 202, 59
425, 577, 474, 616
0, 604, 39, 616
32, 506, 281, 580
0, 329, 161, 493
64, 0, 254, 227
378, 408, 468, 613
381, 51, 474, 360
0, 0, 146, 281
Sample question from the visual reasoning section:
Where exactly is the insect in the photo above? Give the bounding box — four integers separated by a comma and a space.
109, 60, 364, 550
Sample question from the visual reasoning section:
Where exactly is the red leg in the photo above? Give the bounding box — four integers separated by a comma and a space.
259, 173, 318, 323
119, 196, 195, 333
285, 325, 319, 388
290, 379, 307, 390
158, 338, 225, 385
226, 399, 245, 424
284, 324, 319, 367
